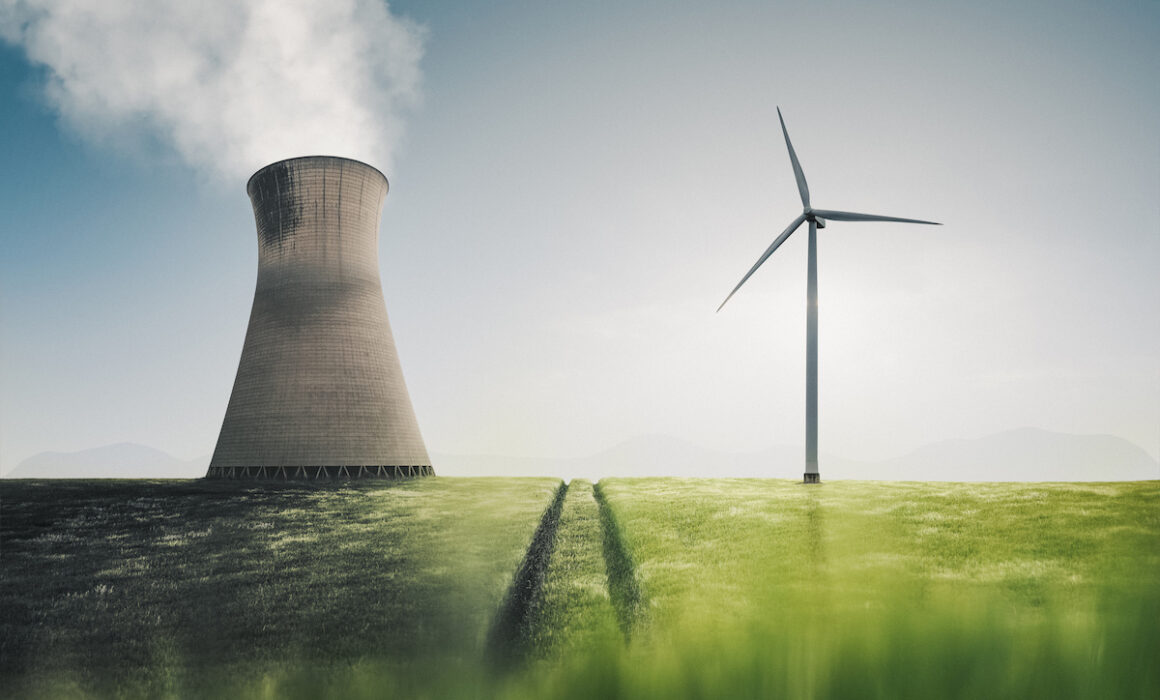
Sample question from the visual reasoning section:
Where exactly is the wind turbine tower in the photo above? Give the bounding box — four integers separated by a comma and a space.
718, 109, 940, 483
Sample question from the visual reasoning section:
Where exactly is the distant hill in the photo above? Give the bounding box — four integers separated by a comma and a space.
4, 443, 209, 479
862, 427, 1159, 482
434, 435, 780, 480
434, 428, 1159, 482
7, 428, 1156, 481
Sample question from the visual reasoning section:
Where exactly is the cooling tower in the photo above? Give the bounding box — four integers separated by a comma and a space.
206, 156, 433, 479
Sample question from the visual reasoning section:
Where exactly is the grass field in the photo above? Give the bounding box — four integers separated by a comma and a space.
0, 477, 560, 697
2, 477, 1157, 698
567, 479, 1160, 699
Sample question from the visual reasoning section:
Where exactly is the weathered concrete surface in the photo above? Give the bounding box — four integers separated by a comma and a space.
207, 156, 432, 478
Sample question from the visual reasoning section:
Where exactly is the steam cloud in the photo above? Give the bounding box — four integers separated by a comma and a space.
0, 0, 425, 182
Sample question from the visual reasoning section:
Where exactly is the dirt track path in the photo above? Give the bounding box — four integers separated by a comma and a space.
486, 480, 647, 665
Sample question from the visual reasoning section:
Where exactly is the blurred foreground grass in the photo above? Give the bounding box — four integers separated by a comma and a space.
2, 477, 1156, 698
545, 478, 1159, 700
0, 477, 560, 697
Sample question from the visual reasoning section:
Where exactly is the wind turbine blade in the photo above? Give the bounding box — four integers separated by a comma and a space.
778, 107, 810, 208
717, 215, 808, 312
809, 209, 941, 225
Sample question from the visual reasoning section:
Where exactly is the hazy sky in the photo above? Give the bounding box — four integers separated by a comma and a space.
1, 0, 1157, 474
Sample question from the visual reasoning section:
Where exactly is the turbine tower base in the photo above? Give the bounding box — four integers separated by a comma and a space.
803, 472, 820, 484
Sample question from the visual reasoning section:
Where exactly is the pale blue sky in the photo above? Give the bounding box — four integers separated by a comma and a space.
1, 0, 1157, 474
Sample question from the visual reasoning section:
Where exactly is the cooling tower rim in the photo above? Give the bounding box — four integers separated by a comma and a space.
246, 155, 388, 196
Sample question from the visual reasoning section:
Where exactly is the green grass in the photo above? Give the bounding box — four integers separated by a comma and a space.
0, 477, 560, 698
597, 479, 1158, 620
2, 477, 1157, 698
523, 480, 623, 661
565, 478, 1160, 699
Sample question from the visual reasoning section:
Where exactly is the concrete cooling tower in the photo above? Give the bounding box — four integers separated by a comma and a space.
206, 156, 433, 479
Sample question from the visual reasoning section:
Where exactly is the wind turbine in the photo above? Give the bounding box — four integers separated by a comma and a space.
717, 108, 940, 484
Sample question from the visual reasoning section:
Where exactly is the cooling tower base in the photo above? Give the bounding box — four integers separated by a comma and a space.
205, 465, 435, 480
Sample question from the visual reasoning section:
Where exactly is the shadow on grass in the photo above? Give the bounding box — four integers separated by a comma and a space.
486, 480, 568, 668
1, 477, 561, 698
593, 481, 648, 642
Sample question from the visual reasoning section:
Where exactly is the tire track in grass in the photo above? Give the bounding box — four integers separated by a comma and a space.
523, 480, 623, 661
593, 480, 648, 642
486, 479, 568, 667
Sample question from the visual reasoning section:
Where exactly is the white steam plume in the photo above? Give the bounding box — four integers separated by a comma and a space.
0, 0, 425, 182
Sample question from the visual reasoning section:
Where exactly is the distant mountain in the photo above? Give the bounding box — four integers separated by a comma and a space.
4, 443, 209, 479
861, 427, 1160, 482
8, 428, 1156, 481
433, 435, 790, 480
434, 428, 1159, 482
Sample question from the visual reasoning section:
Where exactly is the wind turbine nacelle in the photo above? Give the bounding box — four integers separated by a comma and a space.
814, 217, 826, 228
